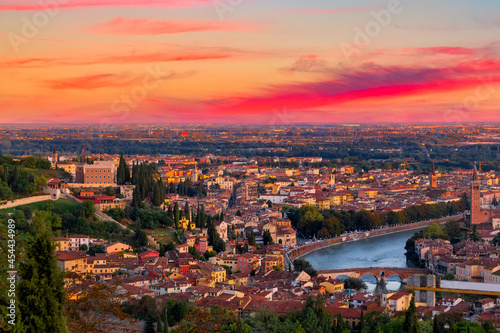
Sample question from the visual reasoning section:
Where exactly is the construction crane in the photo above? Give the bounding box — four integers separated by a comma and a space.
401, 162, 419, 171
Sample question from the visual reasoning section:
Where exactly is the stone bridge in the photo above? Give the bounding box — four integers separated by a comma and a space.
318, 267, 430, 285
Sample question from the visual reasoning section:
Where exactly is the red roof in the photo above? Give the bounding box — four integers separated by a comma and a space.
388, 292, 411, 301
138, 250, 159, 258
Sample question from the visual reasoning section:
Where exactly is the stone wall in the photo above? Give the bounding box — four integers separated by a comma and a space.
0, 195, 53, 209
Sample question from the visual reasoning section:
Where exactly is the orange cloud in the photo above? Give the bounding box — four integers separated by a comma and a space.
43, 71, 196, 90
88, 17, 256, 35
43, 74, 131, 90
2, 50, 240, 68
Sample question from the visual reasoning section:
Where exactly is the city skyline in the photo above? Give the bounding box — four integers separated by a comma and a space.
1, 0, 500, 123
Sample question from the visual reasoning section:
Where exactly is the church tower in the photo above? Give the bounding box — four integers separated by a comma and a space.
192, 165, 198, 183
430, 163, 438, 188
52, 147, 58, 169
470, 164, 482, 225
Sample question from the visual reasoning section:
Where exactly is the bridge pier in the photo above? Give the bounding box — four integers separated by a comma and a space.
377, 276, 386, 285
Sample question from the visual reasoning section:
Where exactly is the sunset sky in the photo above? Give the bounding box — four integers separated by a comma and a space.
1, 0, 500, 124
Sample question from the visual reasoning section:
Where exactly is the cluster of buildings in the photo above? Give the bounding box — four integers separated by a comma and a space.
415, 166, 500, 284
43, 147, 500, 327
52, 236, 417, 328
415, 239, 500, 284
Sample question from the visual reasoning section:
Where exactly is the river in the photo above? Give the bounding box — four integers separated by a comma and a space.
302, 227, 423, 294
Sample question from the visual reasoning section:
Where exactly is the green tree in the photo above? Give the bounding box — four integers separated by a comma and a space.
263, 229, 274, 246
403, 295, 420, 333
144, 309, 156, 333
153, 181, 162, 207
343, 277, 367, 291
292, 258, 317, 277
117, 153, 127, 185
80, 200, 95, 220
174, 203, 180, 229
18, 213, 68, 332
134, 223, 148, 247
247, 230, 256, 247
462, 192, 471, 211
104, 186, 115, 196
433, 315, 440, 333
164, 308, 169, 333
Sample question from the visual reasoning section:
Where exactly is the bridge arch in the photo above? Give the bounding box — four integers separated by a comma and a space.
385, 274, 403, 282
359, 273, 381, 284
317, 267, 431, 285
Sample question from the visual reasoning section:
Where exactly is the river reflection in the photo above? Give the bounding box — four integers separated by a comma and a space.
302, 228, 423, 295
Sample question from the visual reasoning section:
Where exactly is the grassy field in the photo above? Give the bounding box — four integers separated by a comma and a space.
148, 227, 179, 244
0, 198, 80, 214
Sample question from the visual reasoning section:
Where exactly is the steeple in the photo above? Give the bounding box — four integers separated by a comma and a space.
430, 162, 438, 188
52, 147, 58, 168
470, 164, 481, 226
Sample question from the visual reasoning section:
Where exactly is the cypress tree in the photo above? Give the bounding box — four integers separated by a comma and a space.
153, 182, 162, 207
117, 153, 126, 185
433, 315, 440, 333
164, 308, 169, 333
124, 159, 130, 183
184, 202, 189, 221
167, 205, 173, 219
174, 203, 180, 229
403, 295, 420, 333
132, 186, 141, 208
144, 310, 155, 333
18, 213, 68, 332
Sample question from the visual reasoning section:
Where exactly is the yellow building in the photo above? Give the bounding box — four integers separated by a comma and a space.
56, 252, 90, 274
202, 264, 226, 283
54, 237, 70, 251
358, 189, 378, 199
92, 264, 121, 277
316, 198, 331, 210
381, 292, 412, 312
320, 279, 345, 294
329, 195, 343, 206
105, 242, 133, 253
179, 217, 196, 231
209, 255, 239, 272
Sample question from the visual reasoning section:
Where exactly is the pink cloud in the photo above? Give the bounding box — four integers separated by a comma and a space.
401, 46, 478, 56
88, 17, 255, 35
207, 60, 500, 115
0, 0, 213, 11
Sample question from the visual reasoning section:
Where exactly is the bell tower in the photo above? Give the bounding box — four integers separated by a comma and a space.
470, 164, 482, 225
430, 163, 438, 188
52, 147, 58, 168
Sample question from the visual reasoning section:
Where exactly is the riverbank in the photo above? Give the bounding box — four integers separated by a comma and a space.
287, 214, 462, 261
